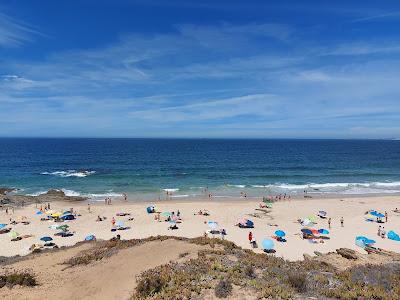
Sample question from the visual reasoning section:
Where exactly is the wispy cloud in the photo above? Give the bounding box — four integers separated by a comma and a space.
350, 11, 400, 23
0, 12, 42, 47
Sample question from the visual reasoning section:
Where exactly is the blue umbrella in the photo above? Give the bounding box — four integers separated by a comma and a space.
40, 236, 53, 242
0, 224, 7, 229
207, 221, 218, 230
262, 239, 275, 250
388, 231, 400, 241
318, 229, 329, 234
85, 234, 96, 241
35, 211, 43, 215
370, 211, 385, 218
356, 236, 375, 245
116, 221, 124, 227
246, 219, 254, 227
318, 211, 327, 216
275, 230, 286, 237
301, 228, 312, 235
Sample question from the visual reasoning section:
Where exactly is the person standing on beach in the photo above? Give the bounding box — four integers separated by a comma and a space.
87, 203, 91, 213
378, 225, 381, 237
328, 218, 331, 229
340, 217, 344, 227
124, 193, 127, 201
385, 211, 388, 223
248, 232, 253, 244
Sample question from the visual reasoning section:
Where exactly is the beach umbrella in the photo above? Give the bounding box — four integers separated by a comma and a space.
318, 229, 329, 235
35, 211, 43, 215
261, 239, 275, 250
207, 221, 218, 230
161, 212, 172, 217
85, 235, 96, 241
8, 231, 20, 239
45, 210, 55, 215
146, 206, 154, 213
51, 212, 62, 218
40, 236, 53, 242
388, 231, 400, 241
356, 236, 375, 245
0, 224, 7, 229
307, 216, 317, 223
61, 214, 75, 220
370, 211, 385, 218
275, 230, 286, 237
56, 225, 69, 232
301, 228, 312, 235
301, 218, 312, 226
318, 210, 327, 216
116, 220, 124, 228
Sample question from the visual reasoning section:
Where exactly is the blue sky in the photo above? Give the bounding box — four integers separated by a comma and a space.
1, 0, 400, 138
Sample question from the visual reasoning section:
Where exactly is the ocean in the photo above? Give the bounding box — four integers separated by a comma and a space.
0, 138, 399, 200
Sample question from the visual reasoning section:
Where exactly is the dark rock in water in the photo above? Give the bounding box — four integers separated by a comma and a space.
0, 187, 15, 195
4, 188, 87, 206
336, 248, 358, 260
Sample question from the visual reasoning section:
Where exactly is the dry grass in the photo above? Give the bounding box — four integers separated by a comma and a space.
0, 272, 37, 288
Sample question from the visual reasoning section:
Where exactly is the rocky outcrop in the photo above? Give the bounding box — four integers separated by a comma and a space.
311, 247, 400, 271
3, 189, 87, 206
0, 188, 15, 195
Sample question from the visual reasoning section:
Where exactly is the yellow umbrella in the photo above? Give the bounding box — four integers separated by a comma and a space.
51, 212, 62, 218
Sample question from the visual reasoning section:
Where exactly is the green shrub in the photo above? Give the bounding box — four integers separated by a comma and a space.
214, 279, 232, 298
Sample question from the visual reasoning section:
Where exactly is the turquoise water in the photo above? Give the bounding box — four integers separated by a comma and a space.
0, 138, 400, 200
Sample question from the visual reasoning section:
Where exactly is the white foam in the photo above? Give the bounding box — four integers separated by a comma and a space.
227, 184, 246, 188
41, 170, 95, 178
61, 189, 81, 197
86, 192, 123, 198
26, 191, 48, 196
163, 188, 179, 192
170, 194, 190, 198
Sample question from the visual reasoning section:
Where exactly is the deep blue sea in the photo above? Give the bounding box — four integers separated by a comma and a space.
0, 138, 400, 200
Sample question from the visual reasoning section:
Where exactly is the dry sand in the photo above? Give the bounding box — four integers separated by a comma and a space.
0, 239, 207, 300
1, 195, 399, 261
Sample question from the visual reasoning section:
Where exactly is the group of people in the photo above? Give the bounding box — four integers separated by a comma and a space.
104, 197, 112, 205
377, 226, 387, 238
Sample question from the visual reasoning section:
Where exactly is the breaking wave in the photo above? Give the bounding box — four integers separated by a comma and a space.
41, 170, 95, 178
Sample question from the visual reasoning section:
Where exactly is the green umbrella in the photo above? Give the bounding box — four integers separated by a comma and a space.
57, 225, 69, 232
8, 231, 20, 239
161, 212, 172, 217
307, 215, 317, 223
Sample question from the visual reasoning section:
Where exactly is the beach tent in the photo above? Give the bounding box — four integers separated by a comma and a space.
261, 239, 275, 250
388, 230, 400, 241
370, 211, 384, 218
318, 211, 327, 218
40, 236, 53, 242
0, 224, 7, 230
318, 229, 329, 235
275, 230, 286, 237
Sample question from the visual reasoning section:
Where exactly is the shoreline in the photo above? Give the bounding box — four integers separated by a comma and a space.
1, 194, 399, 260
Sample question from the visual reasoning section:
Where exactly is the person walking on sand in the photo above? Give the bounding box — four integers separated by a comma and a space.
124, 193, 127, 201
385, 211, 388, 223
87, 203, 91, 213
111, 217, 116, 227
340, 217, 344, 227
378, 225, 381, 237
328, 218, 331, 229
248, 232, 253, 244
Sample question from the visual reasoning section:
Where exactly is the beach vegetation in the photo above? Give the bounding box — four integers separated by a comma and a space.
0, 272, 37, 288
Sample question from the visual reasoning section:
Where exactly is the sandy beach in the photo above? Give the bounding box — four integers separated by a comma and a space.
1, 195, 399, 260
